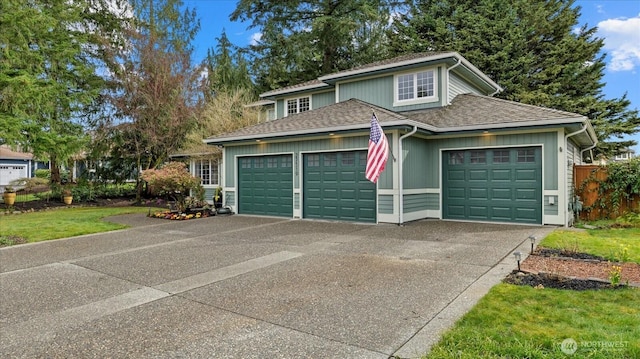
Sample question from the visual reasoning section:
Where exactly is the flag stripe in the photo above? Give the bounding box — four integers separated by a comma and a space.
365, 112, 389, 183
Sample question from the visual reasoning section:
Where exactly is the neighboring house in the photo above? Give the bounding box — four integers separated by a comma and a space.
612, 148, 636, 162
0, 145, 48, 191
204, 52, 597, 226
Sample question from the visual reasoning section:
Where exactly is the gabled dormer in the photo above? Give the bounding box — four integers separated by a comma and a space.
258, 52, 502, 120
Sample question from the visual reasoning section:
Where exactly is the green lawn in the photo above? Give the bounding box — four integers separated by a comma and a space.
0, 207, 159, 244
426, 226, 640, 358
541, 228, 640, 263
427, 284, 640, 358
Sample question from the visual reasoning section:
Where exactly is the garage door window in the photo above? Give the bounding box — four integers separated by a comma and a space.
307, 154, 320, 167
449, 151, 464, 165
323, 153, 337, 167
470, 151, 486, 164
342, 152, 355, 166
493, 150, 510, 163
241, 158, 251, 168
282, 156, 292, 168
267, 157, 278, 168
517, 149, 536, 163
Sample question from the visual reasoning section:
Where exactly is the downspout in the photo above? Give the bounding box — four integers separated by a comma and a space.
580, 144, 598, 162
446, 58, 462, 105
564, 123, 589, 227
398, 126, 418, 225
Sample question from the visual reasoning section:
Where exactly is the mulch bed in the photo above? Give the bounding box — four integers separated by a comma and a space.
504, 272, 620, 290
505, 247, 640, 290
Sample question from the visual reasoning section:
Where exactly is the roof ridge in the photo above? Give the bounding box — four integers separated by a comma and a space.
347, 98, 407, 122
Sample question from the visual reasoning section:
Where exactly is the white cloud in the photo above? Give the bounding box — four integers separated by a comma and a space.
598, 15, 640, 72
249, 32, 262, 46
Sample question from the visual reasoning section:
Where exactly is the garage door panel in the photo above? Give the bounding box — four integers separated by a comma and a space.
447, 169, 465, 181
447, 188, 466, 199
303, 151, 375, 223
443, 147, 542, 224
446, 205, 466, 217
491, 207, 512, 220
491, 169, 512, 181
469, 188, 488, 200
469, 206, 489, 219
491, 188, 512, 200
515, 169, 538, 181
515, 208, 538, 223
469, 169, 488, 181
516, 188, 538, 200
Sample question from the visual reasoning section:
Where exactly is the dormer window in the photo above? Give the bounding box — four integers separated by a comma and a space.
394, 69, 437, 106
286, 96, 310, 116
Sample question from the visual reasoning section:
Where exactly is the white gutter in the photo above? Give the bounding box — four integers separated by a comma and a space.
446, 58, 462, 104
398, 126, 418, 225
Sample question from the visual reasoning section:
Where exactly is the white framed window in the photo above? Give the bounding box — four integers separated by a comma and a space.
286, 96, 311, 116
194, 159, 219, 186
394, 68, 438, 106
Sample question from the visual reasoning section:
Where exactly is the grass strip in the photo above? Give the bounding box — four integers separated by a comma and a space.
541, 228, 640, 263
0, 207, 159, 243
427, 284, 640, 358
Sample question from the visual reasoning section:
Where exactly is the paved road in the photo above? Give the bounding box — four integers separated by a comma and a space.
0, 215, 553, 358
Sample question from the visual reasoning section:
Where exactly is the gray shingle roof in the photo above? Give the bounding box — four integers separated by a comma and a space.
207, 99, 403, 142
403, 94, 583, 130
205, 94, 586, 144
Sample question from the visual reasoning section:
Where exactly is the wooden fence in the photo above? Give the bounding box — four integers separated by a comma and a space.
574, 165, 639, 220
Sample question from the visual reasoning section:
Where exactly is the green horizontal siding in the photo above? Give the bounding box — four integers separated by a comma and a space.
448, 72, 483, 100
226, 191, 235, 206
204, 187, 216, 204
544, 196, 559, 215
379, 195, 394, 214
403, 193, 439, 212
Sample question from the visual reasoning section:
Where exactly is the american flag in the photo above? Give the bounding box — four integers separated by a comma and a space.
365, 112, 389, 183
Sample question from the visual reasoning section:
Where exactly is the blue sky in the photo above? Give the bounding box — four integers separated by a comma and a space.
184, 0, 640, 153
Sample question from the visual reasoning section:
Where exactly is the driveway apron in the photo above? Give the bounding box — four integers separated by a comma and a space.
0, 215, 554, 358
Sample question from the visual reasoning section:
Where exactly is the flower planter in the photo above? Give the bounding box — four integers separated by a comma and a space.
63, 195, 73, 205
3, 192, 16, 206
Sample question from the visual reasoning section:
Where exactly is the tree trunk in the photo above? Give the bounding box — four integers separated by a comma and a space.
50, 154, 61, 184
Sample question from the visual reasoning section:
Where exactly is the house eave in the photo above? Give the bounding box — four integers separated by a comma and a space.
204, 120, 435, 145
260, 82, 332, 98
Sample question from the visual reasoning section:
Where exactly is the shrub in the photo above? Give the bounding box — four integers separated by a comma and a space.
141, 162, 199, 212
35, 169, 51, 179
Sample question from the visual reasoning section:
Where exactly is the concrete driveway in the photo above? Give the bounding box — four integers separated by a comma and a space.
0, 215, 553, 358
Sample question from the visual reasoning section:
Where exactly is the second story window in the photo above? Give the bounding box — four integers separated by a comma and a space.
394, 69, 437, 106
286, 96, 310, 115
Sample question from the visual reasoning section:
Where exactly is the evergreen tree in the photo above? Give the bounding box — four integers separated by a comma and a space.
390, 0, 639, 155
203, 30, 255, 99
231, 0, 395, 92
0, 0, 126, 183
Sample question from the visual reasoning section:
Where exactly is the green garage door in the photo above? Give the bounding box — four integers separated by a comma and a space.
443, 147, 542, 224
303, 151, 376, 222
238, 155, 293, 217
